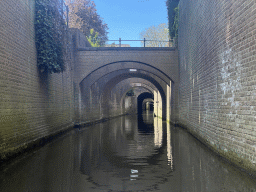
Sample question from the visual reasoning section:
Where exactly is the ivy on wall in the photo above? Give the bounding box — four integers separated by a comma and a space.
35, 0, 65, 74
171, 6, 179, 39
126, 89, 135, 96
166, 0, 179, 39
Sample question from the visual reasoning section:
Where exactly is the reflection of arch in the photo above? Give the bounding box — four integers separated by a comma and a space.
137, 92, 153, 115
101, 73, 167, 119
80, 116, 168, 173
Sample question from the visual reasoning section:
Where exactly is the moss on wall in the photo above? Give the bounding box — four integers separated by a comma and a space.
177, 122, 256, 177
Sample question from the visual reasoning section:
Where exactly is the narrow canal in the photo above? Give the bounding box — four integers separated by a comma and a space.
0, 113, 256, 192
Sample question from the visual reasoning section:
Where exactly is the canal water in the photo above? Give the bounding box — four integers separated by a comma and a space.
0, 113, 256, 192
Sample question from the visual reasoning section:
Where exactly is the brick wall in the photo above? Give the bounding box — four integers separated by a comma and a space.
178, 0, 256, 173
0, 0, 75, 160
0, 0, 178, 162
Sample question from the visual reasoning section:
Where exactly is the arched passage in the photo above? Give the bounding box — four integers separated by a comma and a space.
77, 61, 174, 86
77, 60, 176, 125
120, 84, 155, 114
74, 48, 179, 125
100, 72, 167, 119
137, 92, 154, 115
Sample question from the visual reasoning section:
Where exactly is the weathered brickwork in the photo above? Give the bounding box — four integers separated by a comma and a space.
178, 0, 256, 173
0, 0, 178, 161
75, 48, 179, 123
0, 0, 75, 160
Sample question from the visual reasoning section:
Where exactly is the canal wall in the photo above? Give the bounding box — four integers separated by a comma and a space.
0, 0, 75, 160
178, 0, 256, 174
0, 0, 177, 161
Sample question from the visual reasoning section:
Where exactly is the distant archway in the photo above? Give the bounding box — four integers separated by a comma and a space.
100, 72, 166, 119
137, 92, 154, 115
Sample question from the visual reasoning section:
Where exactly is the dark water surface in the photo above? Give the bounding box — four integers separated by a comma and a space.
1, 113, 256, 192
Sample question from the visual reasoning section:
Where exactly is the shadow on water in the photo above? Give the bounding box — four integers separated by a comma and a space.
0, 113, 256, 192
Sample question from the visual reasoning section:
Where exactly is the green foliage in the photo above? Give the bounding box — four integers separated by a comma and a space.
66, 0, 108, 45
86, 28, 100, 47
166, 0, 179, 39
126, 89, 135, 96
35, 0, 65, 74
171, 6, 179, 39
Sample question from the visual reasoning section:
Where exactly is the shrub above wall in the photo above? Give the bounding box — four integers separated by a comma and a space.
35, 0, 66, 74
0, 0, 75, 162
166, 0, 179, 39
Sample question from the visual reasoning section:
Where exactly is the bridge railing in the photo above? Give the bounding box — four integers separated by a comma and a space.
100, 38, 177, 48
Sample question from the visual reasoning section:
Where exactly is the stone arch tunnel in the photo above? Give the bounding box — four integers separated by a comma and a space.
75, 48, 179, 126
1, 0, 256, 188
0, 0, 256, 188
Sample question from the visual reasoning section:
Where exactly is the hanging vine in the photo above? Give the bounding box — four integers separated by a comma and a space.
35, 0, 66, 74
166, 0, 180, 39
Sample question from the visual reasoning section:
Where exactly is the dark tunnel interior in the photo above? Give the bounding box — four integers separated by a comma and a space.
137, 92, 154, 115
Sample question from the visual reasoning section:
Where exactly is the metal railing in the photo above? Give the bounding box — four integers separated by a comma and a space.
102, 38, 176, 48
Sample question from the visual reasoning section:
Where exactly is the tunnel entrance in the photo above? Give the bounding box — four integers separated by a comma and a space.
137, 92, 154, 115
78, 61, 172, 123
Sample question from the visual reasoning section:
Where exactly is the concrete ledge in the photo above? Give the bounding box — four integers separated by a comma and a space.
0, 114, 132, 167
176, 122, 256, 178
0, 123, 75, 166
77, 47, 176, 51
75, 113, 129, 128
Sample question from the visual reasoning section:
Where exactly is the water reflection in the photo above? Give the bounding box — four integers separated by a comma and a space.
79, 113, 172, 191
167, 122, 173, 169
0, 114, 256, 192
154, 117, 163, 148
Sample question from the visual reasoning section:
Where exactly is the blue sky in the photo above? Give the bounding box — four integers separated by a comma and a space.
92, 0, 168, 47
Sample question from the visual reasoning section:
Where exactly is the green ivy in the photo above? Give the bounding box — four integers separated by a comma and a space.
86, 28, 100, 47
171, 6, 179, 39
35, 0, 65, 74
126, 89, 135, 96
166, 0, 179, 39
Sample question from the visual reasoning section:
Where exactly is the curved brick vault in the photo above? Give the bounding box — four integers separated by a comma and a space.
75, 53, 179, 125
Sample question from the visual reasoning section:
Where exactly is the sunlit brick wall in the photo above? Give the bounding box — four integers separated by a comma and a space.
0, 0, 75, 160
178, 0, 256, 172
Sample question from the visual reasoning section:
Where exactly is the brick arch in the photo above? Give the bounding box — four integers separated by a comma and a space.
119, 85, 155, 115
100, 72, 167, 119
80, 68, 166, 103
73, 48, 179, 124
78, 61, 174, 86
119, 83, 155, 105
78, 67, 168, 123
